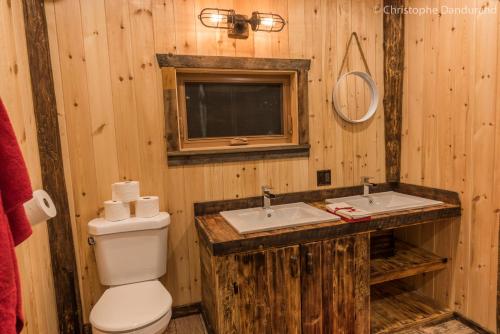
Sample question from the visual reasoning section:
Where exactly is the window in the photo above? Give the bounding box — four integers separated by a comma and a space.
158, 54, 311, 166
176, 70, 297, 150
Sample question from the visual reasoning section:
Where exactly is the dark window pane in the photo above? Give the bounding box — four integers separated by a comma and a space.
185, 82, 284, 139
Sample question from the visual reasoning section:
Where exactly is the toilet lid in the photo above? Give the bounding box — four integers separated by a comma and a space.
90, 280, 172, 332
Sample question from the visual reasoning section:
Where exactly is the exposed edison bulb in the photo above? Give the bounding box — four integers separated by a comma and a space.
210, 13, 225, 23
260, 17, 274, 27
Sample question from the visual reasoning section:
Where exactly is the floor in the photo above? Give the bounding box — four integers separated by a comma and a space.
165, 316, 482, 334
165, 314, 208, 334
402, 319, 482, 334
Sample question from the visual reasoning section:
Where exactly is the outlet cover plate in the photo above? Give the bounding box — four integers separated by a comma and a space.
317, 170, 332, 187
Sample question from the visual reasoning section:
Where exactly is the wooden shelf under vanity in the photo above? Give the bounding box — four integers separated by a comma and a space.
371, 281, 453, 334
370, 240, 448, 285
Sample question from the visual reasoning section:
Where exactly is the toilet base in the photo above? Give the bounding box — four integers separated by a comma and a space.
92, 308, 172, 334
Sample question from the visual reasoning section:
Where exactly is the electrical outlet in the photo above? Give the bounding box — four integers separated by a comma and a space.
317, 170, 331, 187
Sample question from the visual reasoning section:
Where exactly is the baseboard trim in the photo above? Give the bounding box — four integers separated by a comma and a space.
172, 302, 202, 319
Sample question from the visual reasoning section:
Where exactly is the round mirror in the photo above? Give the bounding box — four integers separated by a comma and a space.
332, 71, 379, 124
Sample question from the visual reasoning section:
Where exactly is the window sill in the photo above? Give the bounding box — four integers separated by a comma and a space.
167, 144, 310, 166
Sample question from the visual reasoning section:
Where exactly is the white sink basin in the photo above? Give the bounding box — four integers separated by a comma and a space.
221, 202, 339, 234
326, 191, 443, 215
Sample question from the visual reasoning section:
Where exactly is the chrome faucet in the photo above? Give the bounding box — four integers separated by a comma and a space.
361, 176, 375, 197
262, 185, 276, 210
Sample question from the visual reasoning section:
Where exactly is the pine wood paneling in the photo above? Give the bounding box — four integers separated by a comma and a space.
45, 0, 386, 322
400, 0, 500, 331
0, 0, 59, 332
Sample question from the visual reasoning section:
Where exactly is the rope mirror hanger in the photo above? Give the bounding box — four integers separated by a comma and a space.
332, 32, 379, 124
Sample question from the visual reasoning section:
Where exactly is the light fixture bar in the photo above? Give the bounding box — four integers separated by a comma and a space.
198, 7, 287, 39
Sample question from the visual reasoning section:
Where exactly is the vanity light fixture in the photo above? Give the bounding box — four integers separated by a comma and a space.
198, 8, 286, 39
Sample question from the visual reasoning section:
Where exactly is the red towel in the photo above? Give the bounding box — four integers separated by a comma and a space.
0, 98, 33, 334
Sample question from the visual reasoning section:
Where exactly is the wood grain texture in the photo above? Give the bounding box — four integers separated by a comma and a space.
399, 0, 500, 330
202, 245, 301, 333
21, 0, 82, 333
167, 145, 311, 166
301, 235, 370, 334
47, 0, 387, 320
371, 282, 453, 334
371, 230, 395, 259
267, 246, 301, 334
172, 302, 202, 319
157, 54, 311, 70
167, 314, 489, 334
383, 0, 404, 183
203, 236, 368, 333
301, 242, 323, 333
0, 1, 60, 333
370, 240, 448, 285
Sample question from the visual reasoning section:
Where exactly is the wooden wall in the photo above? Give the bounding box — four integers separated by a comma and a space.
0, 0, 59, 333
43, 0, 386, 322
400, 0, 500, 330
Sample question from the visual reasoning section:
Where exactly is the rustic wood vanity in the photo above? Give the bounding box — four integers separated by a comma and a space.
195, 183, 461, 334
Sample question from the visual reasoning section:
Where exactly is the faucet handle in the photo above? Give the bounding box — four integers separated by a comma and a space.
361, 176, 373, 183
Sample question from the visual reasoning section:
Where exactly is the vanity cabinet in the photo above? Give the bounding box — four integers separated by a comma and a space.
196, 185, 462, 334
200, 234, 370, 334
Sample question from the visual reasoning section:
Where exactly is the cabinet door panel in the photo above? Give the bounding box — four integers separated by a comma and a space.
353, 234, 370, 334
321, 239, 336, 334
235, 245, 301, 334
301, 234, 370, 334
215, 254, 240, 334
324, 235, 370, 334
237, 251, 271, 334
325, 237, 357, 333
301, 242, 324, 333
267, 246, 301, 334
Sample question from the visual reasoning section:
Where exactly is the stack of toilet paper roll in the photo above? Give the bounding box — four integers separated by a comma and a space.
104, 181, 160, 221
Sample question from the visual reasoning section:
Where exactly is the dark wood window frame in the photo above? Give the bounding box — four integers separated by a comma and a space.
157, 54, 311, 166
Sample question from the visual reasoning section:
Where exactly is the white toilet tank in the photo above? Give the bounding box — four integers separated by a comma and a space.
88, 213, 170, 286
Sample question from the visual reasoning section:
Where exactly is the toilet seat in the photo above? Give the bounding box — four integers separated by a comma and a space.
90, 280, 172, 333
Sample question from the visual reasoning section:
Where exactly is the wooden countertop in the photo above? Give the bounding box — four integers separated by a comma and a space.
195, 183, 462, 256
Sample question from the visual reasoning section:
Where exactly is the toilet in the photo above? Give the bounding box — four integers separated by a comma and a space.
87, 212, 172, 334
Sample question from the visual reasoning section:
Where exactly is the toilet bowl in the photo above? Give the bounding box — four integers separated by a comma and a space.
88, 213, 172, 334
90, 280, 172, 334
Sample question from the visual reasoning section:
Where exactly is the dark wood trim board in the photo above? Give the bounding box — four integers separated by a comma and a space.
383, 0, 405, 183
156, 53, 311, 70
167, 144, 310, 166
21, 1, 83, 333
172, 303, 202, 319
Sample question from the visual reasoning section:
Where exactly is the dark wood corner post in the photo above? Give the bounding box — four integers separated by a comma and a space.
21, 1, 84, 333
383, 0, 405, 184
